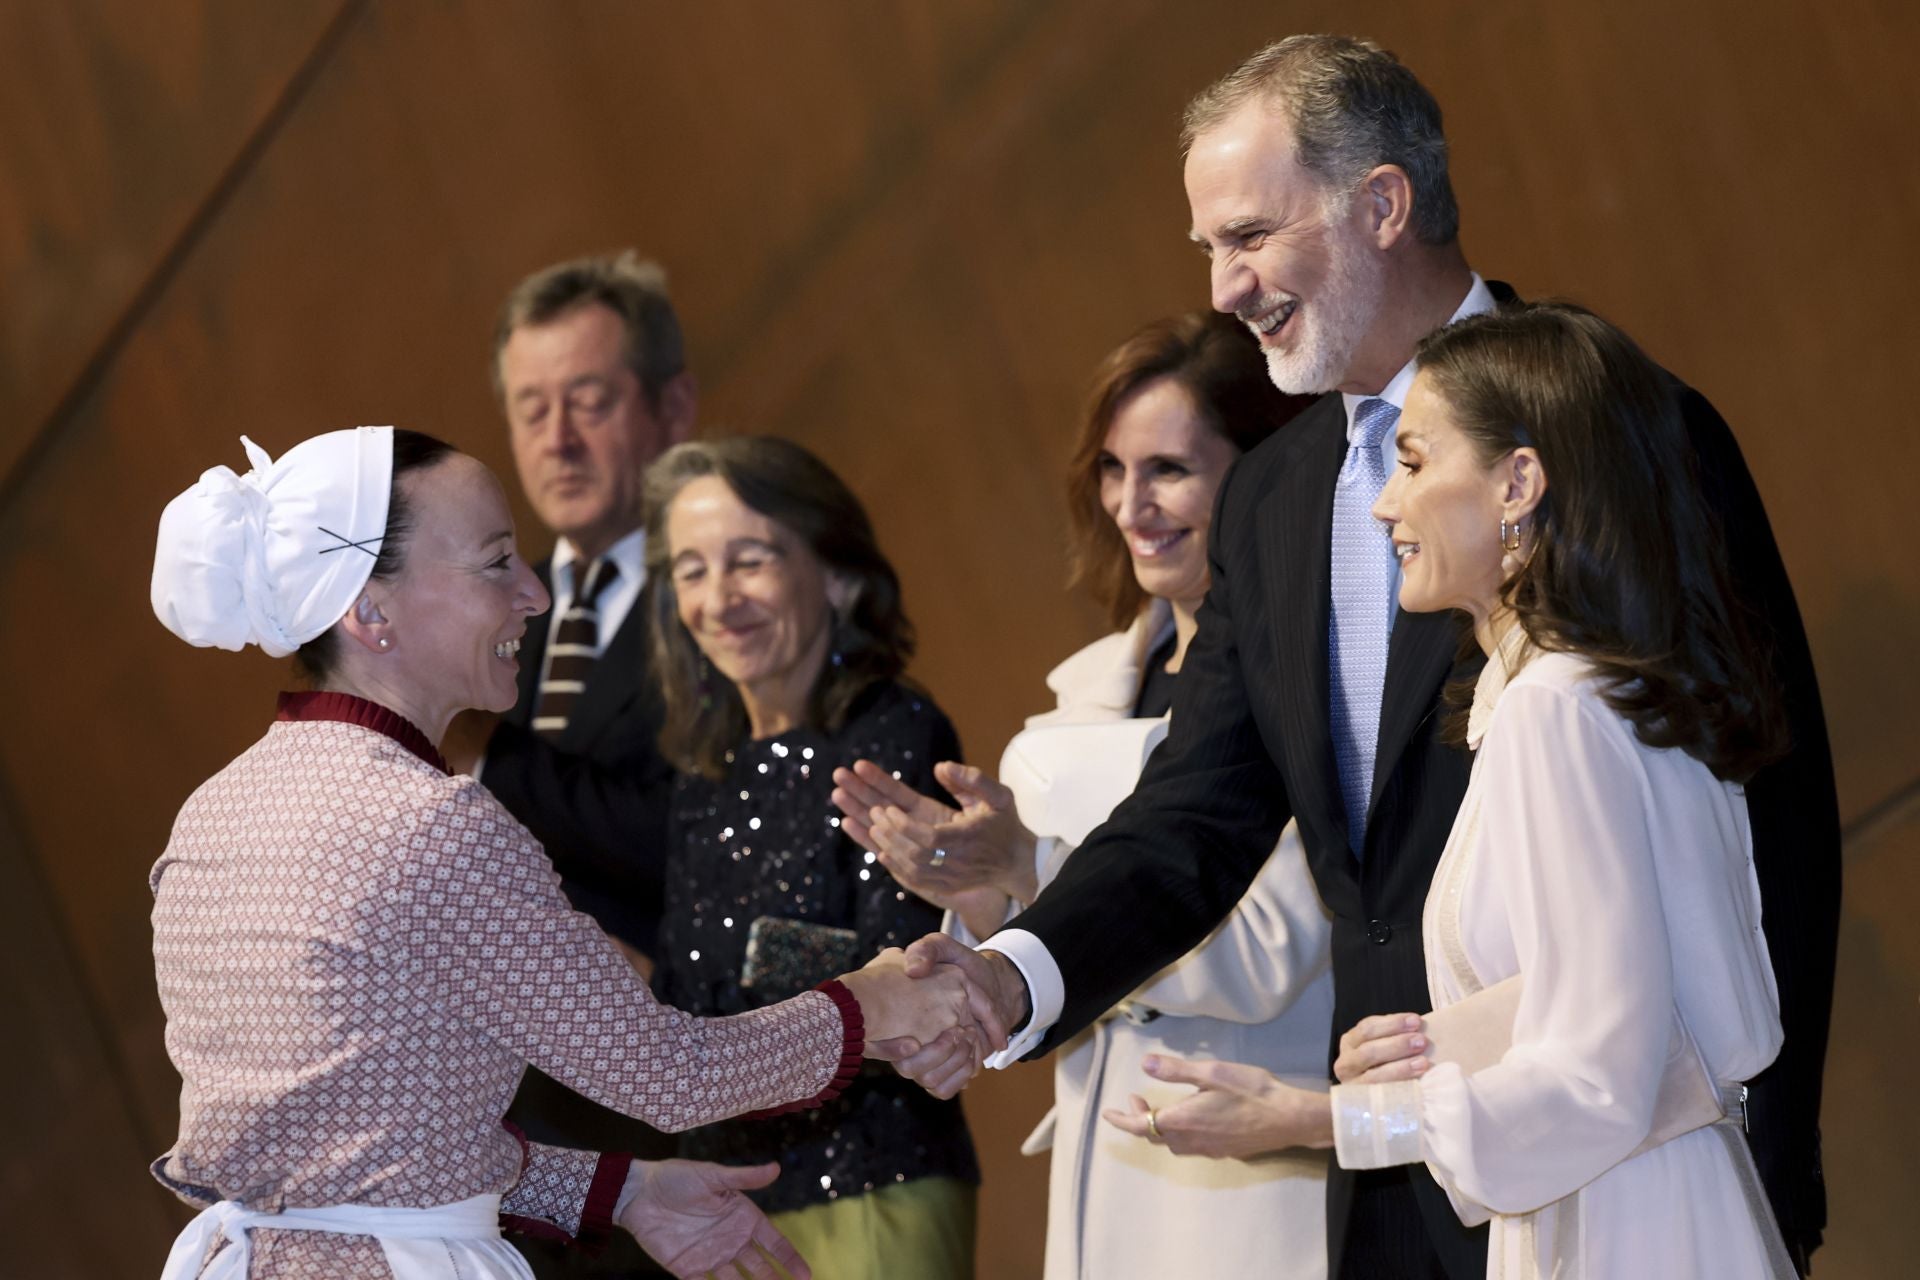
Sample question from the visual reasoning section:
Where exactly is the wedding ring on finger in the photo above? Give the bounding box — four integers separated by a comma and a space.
1145, 1107, 1163, 1141
930, 848, 948, 869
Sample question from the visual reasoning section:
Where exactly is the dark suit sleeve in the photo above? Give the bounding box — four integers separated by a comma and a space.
1680, 385, 1841, 1264
482, 720, 675, 933
1005, 455, 1296, 1049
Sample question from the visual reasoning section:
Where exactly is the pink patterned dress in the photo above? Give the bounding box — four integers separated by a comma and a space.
150, 693, 859, 1278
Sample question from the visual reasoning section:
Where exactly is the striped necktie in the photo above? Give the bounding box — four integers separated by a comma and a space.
1328, 397, 1400, 855
531, 557, 619, 741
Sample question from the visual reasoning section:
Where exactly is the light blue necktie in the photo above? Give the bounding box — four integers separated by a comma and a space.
1328, 397, 1400, 854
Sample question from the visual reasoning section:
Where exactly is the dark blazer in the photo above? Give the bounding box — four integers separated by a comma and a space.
1011, 294, 1839, 1276
483, 556, 676, 954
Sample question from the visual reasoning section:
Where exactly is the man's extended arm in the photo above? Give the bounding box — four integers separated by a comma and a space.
940, 455, 1298, 1055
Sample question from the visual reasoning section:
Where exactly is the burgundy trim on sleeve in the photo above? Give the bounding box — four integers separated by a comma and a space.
571, 1151, 633, 1254
497, 1120, 575, 1243
276, 690, 449, 774
494, 1123, 631, 1250
746, 980, 866, 1118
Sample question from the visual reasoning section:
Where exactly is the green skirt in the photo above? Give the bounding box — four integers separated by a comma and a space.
757, 1175, 976, 1280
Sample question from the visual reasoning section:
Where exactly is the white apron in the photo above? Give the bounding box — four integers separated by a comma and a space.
159, 1192, 536, 1280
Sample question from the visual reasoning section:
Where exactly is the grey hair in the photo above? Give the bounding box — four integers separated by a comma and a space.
1181, 34, 1460, 246
491, 249, 687, 406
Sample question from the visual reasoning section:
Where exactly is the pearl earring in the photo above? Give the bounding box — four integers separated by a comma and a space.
377, 637, 390, 649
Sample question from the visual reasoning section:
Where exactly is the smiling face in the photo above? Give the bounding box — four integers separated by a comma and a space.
665, 474, 841, 732
1098, 377, 1240, 613
1184, 101, 1388, 395
1371, 373, 1511, 625
499, 302, 688, 562
372, 454, 550, 730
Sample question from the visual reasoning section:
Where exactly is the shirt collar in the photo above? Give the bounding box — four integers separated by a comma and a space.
1340, 272, 1497, 439
552, 526, 648, 595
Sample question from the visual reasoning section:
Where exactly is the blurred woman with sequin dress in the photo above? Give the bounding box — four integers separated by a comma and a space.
642, 437, 978, 1279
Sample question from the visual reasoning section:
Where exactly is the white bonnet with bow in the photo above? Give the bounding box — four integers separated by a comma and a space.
152, 426, 395, 657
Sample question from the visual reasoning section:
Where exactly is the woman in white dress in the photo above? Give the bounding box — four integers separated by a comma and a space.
1105, 302, 1796, 1278
829, 311, 1335, 1279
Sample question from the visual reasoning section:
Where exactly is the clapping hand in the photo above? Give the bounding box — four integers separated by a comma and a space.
831, 760, 1041, 913
615, 1159, 809, 1279
1101, 1055, 1332, 1159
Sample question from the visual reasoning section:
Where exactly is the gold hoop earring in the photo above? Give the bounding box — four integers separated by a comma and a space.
1499, 519, 1523, 552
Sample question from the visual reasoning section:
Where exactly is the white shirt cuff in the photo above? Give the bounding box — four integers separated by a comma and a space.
978, 928, 1063, 1069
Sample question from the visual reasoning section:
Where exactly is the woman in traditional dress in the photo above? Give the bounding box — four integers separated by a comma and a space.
641, 437, 979, 1280
828, 312, 1334, 1279
1105, 302, 1796, 1278
147, 426, 984, 1280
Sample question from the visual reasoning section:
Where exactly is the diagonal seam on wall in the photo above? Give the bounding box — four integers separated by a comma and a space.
0, 0, 369, 518
0, 0, 368, 1164
1842, 773, 1920, 856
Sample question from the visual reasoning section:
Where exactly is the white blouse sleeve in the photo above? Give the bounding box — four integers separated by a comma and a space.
1332, 681, 1677, 1216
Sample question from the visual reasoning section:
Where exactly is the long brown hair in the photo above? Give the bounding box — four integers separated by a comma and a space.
1418, 302, 1787, 781
644, 437, 915, 778
1067, 311, 1314, 630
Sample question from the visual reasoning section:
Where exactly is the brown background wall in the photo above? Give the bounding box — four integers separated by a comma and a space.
1, 2, 1914, 1275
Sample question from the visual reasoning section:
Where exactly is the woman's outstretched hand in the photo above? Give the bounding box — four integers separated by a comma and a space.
616, 1159, 810, 1279
1101, 1055, 1333, 1159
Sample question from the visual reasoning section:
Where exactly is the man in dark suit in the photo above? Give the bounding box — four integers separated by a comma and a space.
461, 251, 696, 1277
901, 35, 1839, 1278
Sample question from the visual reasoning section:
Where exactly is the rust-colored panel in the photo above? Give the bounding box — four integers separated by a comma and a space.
2, 2, 1917, 1274
0, 0, 346, 484
0, 800, 186, 1271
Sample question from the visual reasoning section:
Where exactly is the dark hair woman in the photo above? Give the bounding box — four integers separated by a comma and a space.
1107, 302, 1797, 1280
641, 437, 979, 1280
147, 427, 978, 1280
828, 312, 1333, 1280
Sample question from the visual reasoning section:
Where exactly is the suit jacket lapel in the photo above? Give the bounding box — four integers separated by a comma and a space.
1367, 607, 1469, 821
1259, 398, 1350, 853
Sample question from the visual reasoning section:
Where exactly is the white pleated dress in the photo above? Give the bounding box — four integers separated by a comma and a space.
1333, 644, 1795, 1278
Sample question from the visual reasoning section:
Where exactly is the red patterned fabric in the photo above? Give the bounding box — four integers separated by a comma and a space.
744, 979, 867, 1119
151, 712, 843, 1278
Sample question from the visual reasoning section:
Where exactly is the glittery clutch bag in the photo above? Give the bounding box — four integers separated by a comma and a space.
739, 916, 862, 1002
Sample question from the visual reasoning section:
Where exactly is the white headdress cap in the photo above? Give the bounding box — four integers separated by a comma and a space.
152, 426, 395, 657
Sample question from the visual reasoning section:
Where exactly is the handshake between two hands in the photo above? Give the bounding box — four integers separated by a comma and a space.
835, 933, 1033, 1099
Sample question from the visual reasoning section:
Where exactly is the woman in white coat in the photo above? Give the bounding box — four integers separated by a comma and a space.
1106, 303, 1796, 1278
831, 311, 1332, 1279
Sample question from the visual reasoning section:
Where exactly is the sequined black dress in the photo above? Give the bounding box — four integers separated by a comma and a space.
653, 681, 980, 1214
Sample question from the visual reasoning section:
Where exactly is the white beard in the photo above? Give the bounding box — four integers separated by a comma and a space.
1261, 217, 1388, 395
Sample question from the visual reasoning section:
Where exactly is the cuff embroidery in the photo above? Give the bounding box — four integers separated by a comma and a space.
1331, 1080, 1424, 1170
